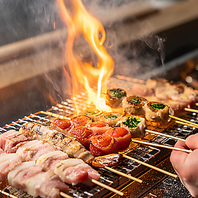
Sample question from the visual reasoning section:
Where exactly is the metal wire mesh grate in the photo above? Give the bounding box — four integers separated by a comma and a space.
0, 97, 197, 198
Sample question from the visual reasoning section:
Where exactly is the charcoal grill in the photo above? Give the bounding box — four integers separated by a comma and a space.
1, 1, 198, 197
0, 91, 197, 198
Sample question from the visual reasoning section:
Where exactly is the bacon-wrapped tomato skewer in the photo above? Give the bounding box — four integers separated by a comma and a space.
90, 134, 119, 157
105, 127, 131, 151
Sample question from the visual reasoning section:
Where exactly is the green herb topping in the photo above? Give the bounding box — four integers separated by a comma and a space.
129, 97, 141, 104
109, 89, 126, 98
123, 117, 141, 128
104, 114, 118, 119
150, 103, 165, 110
85, 111, 97, 116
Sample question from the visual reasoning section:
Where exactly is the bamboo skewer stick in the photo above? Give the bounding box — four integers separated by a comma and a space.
185, 107, 198, 114
146, 129, 185, 142
169, 115, 198, 128
131, 139, 192, 153
91, 179, 124, 196
175, 120, 198, 128
60, 192, 73, 198
104, 166, 142, 183
122, 154, 177, 178
0, 190, 17, 198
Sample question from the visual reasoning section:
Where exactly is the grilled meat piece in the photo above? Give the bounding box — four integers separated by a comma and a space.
105, 127, 131, 151
19, 122, 94, 164
0, 130, 28, 153
92, 153, 122, 167
122, 96, 148, 115
119, 115, 146, 138
145, 101, 173, 122
71, 115, 92, 127
106, 88, 127, 108
54, 158, 100, 186
90, 134, 118, 156
96, 111, 124, 127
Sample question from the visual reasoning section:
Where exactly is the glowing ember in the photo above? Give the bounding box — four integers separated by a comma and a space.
57, 0, 114, 113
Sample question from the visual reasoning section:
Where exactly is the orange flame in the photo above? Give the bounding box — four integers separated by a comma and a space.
57, 0, 114, 113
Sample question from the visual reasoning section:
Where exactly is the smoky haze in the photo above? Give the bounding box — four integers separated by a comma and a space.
0, 0, 165, 109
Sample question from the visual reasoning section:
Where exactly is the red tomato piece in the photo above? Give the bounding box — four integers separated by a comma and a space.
71, 115, 92, 127
90, 134, 118, 156
88, 122, 110, 135
89, 122, 108, 128
70, 126, 93, 149
52, 118, 71, 130
105, 127, 131, 151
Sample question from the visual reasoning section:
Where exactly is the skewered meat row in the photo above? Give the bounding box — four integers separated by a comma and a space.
130, 78, 198, 113
52, 117, 132, 156
8, 161, 69, 198
0, 150, 69, 198
20, 122, 94, 164
0, 130, 100, 197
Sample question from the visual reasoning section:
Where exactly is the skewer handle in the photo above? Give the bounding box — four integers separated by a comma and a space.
146, 129, 185, 142
123, 154, 178, 178
91, 179, 124, 196
104, 166, 142, 183
132, 139, 192, 153
169, 115, 198, 128
60, 192, 73, 198
184, 108, 198, 114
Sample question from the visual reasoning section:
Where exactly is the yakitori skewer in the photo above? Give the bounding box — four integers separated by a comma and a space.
145, 129, 185, 142
92, 179, 124, 196
131, 139, 192, 153
184, 107, 198, 114
122, 154, 177, 178
169, 115, 198, 128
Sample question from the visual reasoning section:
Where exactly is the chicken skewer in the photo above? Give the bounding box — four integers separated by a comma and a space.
0, 131, 124, 197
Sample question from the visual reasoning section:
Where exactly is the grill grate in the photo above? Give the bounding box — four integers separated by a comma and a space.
0, 98, 197, 198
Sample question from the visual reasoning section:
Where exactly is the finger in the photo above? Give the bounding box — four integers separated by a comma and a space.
170, 140, 189, 172
186, 134, 198, 150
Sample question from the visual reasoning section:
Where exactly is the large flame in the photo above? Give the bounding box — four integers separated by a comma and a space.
57, 0, 114, 113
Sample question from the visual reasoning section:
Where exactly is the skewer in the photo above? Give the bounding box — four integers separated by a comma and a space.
175, 120, 198, 128
184, 107, 198, 114
104, 166, 142, 183
145, 129, 185, 142
60, 192, 73, 198
122, 154, 178, 178
169, 115, 198, 128
91, 179, 124, 196
0, 190, 17, 198
131, 139, 192, 153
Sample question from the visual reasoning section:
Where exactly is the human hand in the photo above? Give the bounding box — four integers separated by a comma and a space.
170, 133, 198, 198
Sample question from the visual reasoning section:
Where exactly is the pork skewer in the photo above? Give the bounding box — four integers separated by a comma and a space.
0, 132, 124, 196
19, 122, 94, 164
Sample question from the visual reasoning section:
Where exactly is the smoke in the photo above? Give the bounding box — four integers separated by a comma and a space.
1, 0, 165, 103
